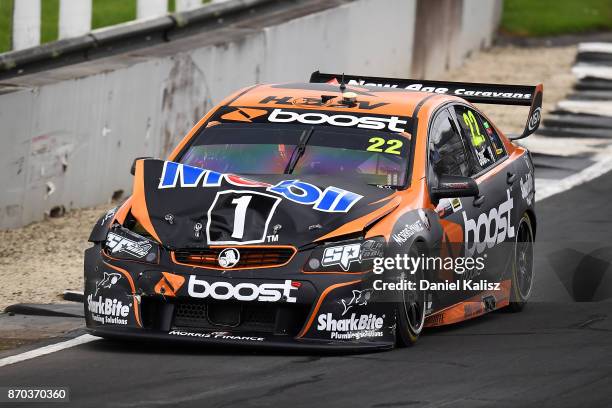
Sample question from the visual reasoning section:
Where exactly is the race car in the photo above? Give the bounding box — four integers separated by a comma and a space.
85, 72, 541, 351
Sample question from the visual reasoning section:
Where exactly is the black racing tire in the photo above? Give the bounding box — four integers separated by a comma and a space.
396, 244, 426, 347
507, 213, 535, 312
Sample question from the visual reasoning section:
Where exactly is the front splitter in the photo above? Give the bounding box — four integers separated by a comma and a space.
86, 326, 394, 353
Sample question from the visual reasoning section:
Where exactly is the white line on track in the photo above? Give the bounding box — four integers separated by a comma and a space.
536, 156, 612, 202
0, 334, 98, 368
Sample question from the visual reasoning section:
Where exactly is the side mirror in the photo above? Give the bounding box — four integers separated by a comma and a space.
130, 157, 154, 176
431, 175, 479, 201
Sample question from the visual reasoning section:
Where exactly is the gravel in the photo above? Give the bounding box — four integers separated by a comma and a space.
0, 45, 578, 311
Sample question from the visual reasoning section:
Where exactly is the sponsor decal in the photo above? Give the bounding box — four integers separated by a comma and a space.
346, 79, 532, 100
105, 231, 152, 259
322, 243, 360, 271
392, 220, 424, 245
419, 208, 431, 230
187, 276, 298, 303
169, 330, 264, 342
87, 295, 130, 325
463, 189, 515, 256
341, 289, 372, 316
450, 198, 462, 212
218, 248, 240, 268
317, 313, 384, 340
268, 180, 362, 213
520, 173, 534, 205
100, 206, 117, 226
321, 240, 383, 271
259, 95, 389, 110
266, 224, 281, 243
220, 107, 268, 122
154, 272, 185, 297
158, 161, 362, 214
268, 108, 408, 132
528, 107, 542, 131
95, 272, 122, 295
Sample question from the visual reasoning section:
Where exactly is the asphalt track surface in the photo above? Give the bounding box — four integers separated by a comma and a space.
1, 172, 612, 408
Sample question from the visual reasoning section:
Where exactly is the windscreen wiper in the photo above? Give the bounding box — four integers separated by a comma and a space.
284, 127, 315, 174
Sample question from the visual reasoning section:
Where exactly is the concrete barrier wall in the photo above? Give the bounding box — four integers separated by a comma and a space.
0, 0, 501, 229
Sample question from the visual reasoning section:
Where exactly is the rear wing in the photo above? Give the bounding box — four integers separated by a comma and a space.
310, 71, 543, 140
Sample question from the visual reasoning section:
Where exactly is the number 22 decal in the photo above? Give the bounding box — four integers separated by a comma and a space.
206, 190, 281, 245
367, 137, 403, 155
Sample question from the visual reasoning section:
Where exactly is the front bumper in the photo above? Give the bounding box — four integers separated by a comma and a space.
84, 245, 397, 351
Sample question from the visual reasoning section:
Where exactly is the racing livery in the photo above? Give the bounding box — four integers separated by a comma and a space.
85, 72, 541, 350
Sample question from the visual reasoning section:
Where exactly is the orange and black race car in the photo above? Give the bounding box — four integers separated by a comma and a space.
84, 72, 541, 351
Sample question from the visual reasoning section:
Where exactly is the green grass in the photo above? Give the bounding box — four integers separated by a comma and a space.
1, 0, 210, 53
502, 0, 612, 37
0, 0, 13, 52
41, 0, 59, 44
92, 0, 137, 30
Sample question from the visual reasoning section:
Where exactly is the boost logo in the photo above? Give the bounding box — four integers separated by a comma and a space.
188, 276, 298, 303
463, 190, 515, 256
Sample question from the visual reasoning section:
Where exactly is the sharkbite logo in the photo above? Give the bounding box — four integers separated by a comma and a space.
341, 289, 372, 316
87, 295, 130, 325
463, 189, 515, 256
317, 313, 385, 340
95, 272, 122, 295
157, 161, 363, 213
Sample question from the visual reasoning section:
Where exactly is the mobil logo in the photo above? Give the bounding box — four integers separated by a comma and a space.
157, 161, 362, 213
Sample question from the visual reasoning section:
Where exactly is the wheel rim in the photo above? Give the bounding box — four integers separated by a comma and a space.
515, 217, 534, 300
401, 268, 425, 334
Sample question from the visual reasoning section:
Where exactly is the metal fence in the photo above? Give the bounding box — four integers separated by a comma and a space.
7, 0, 228, 52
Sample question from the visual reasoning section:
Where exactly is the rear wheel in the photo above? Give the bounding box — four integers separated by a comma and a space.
508, 214, 534, 312
396, 245, 426, 347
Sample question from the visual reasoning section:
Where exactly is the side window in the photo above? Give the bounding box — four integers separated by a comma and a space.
428, 109, 470, 186
454, 105, 497, 174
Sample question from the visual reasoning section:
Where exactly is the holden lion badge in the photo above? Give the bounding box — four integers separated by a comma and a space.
218, 248, 240, 268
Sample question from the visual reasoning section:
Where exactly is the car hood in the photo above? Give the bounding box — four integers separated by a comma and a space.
129, 159, 399, 248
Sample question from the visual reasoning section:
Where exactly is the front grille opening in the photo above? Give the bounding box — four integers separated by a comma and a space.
172, 300, 309, 336
173, 247, 295, 269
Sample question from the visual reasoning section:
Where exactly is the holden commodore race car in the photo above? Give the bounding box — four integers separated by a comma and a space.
85, 72, 541, 351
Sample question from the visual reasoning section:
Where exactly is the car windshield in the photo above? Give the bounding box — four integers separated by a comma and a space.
179, 122, 412, 187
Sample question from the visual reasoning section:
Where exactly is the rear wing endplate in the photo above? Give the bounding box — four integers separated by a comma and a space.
310, 71, 543, 140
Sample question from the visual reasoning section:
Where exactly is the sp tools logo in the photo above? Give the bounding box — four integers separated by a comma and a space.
155, 272, 186, 297
267, 108, 408, 132
463, 190, 515, 256
322, 243, 361, 271
188, 276, 299, 303
106, 232, 152, 258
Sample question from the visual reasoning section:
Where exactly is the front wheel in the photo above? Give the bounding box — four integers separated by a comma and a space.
396, 245, 426, 347
507, 213, 535, 312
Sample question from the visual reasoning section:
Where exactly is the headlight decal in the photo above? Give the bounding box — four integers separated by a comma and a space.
104, 227, 159, 263
304, 238, 384, 273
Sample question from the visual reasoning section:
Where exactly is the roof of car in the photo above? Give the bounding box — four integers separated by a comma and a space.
228, 82, 444, 117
